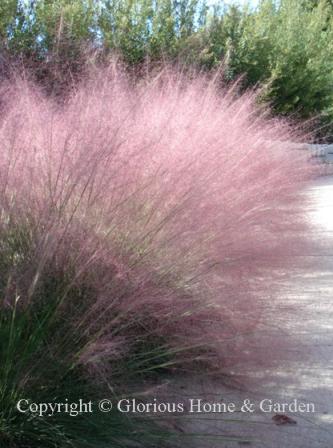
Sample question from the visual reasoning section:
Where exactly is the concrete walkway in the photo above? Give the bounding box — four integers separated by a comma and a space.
173, 175, 333, 447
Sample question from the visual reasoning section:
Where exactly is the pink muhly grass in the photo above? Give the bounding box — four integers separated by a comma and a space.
0, 66, 315, 374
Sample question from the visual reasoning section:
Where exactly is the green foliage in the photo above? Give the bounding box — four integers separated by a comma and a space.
34, 0, 96, 50
0, 302, 165, 447
0, 1, 333, 135
199, 0, 333, 131
0, 225, 171, 447
227, 0, 333, 119
0, 1, 19, 40
97, 0, 205, 63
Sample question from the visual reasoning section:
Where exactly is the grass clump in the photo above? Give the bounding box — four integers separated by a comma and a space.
0, 65, 313, 446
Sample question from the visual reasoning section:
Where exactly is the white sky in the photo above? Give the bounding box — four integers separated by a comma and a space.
208, 0, 259, 6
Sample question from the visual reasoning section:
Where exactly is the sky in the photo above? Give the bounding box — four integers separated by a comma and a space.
209, 0, 259, 6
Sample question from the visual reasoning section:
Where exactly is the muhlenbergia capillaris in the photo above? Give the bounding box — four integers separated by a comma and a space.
0, 65, 314, 446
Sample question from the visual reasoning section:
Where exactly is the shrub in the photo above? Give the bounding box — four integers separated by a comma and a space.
206, 0, 333, 125
0, 66, 313, 445
1, 0, 333, 138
